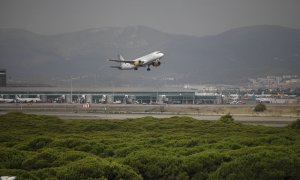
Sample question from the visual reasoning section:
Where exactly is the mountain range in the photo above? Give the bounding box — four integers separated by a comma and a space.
0, 25, 300, 86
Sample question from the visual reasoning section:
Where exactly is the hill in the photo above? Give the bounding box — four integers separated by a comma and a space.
0, 25, 300, 86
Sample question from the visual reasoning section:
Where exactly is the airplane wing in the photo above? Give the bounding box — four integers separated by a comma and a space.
110, 66, 121, 69
109, 59, 144, 66
108, 59, 134, 63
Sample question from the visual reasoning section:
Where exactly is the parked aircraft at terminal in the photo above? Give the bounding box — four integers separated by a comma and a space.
109, 51, 164, 71
0, 97, 15, 103
15, 95, 41, 103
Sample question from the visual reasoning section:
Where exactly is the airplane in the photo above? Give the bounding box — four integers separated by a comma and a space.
15, 95, 41, 103
108, 51, 164, 71
0, 97, 15, 103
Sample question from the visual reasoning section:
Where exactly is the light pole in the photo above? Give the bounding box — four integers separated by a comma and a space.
179, 93, 182, 104
70, 77, 73, 103
70, 77, 76, 104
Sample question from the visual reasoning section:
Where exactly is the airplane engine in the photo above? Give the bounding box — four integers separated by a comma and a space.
133, 60, 143, 66
152, 60, 161, 67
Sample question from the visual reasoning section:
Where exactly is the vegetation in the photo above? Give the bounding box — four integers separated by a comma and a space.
219, 113, 234, 122
254, 103, 267, 112
0, 112, 299, 179
289, 119, 300, 129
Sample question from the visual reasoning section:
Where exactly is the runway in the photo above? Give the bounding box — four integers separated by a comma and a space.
25, 112, 296, 127
0, 103, 298, 127
0, 103, 299, 127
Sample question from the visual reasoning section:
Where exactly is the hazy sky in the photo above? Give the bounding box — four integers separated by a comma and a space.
1, 0, 300, 37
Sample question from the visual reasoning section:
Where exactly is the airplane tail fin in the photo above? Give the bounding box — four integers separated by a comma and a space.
108, 54, 125, 62
108, 54, 125, 69
118, 54, 125, 61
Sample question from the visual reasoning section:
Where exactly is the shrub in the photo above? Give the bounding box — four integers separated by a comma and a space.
210, 150, 300, 179
1, 113, 300, 179
124, 151, 184, 179
289, 119, 300, 129
33, 168, 58, 180
57, 157, 142, 180
219, 113, 234, 122
160, 105, 165, 112
25, 137, 53, 151
254, 103, 267, 112
52, 138, 88, 149
0, 169, 38, 180
22, 149, 60, 170
63, 151, 86, 162
184, 152, 230, 179
0, 147, 26, 169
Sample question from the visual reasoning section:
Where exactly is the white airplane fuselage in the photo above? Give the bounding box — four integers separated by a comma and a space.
0, 98, 15, 103
109, 51, 164, 71
15, 95, 41, 103
120, 63, 136, 70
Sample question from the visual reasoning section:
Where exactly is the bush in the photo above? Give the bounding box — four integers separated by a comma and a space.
57, 157, 142, 180
254, 103, 267, 112
22, 149, 60, 170
52, 138, 88, 149
184, 152, 230, 179
289, 119, 300, 129
219, 113, 234, 122
124, 151, 184, 179
0, 147, 26, 169
1, 113, 300, 179
63, 151, 86, 162
210, 150, 300, 179
0, 169, 38, 180
25, 137, 53, 151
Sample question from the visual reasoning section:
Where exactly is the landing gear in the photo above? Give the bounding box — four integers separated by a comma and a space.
147, 65, 151, 71
134, 67, 138, 70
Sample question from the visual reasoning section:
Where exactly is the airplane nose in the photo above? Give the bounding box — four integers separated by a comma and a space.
160, 53, 164, 57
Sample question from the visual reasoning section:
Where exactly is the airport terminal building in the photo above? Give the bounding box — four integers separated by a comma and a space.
0, 69, 6, 87
0, 86, 223, 104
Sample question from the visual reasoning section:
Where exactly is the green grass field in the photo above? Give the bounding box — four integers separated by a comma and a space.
0, 112, 299, 179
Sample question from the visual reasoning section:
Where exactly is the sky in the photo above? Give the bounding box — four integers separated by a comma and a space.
0, 0, 300, 37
